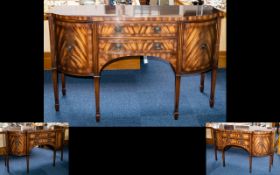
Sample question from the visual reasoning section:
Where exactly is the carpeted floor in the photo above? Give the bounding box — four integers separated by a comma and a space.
206, 144, 280, 175
44, 58, 226, 126
0, 146, 68, 175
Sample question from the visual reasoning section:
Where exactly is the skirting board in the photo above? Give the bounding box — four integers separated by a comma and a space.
44, 51, 226, 70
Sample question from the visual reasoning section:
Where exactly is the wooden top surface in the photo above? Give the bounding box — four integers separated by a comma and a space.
2, 126, 60, 133
207, 123, 275, 132
48, 5, 224, 20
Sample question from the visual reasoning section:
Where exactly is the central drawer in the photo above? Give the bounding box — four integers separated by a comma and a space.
99, 39, 177, 54
29, 132, 55, 139
29, 138, 56, 147
222, 132, 250, 140
98, 22, 177, 37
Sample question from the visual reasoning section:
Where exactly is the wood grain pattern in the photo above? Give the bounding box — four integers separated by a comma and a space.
182, 20, 217, 73
48, 7, 225, 120
8, 132, 26, 156
98, 22, 177, 37
98, 39, 177, 71
56, 21, 93, 75
252, 132, 274, 156
214, 128, 275, 172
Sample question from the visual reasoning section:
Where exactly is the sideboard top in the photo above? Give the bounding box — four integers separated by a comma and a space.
210, 123, 276, 132
48, 5, 224, 20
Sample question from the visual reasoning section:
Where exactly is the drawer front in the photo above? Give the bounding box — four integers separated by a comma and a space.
222, 138, 250, 150
99, 39, 177, 54
98, 23, 177, 37
29, 132, 56, 139
29, 138, 56, 148
222, 132, 250, 140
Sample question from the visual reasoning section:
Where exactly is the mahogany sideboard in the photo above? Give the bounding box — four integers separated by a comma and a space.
48, 5, 225, 121
213, 125, 275, 173
4, 127, 64, 173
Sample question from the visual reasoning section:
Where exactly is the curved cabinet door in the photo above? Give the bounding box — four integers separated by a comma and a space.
252, 132, 274, 156
182, 20, 218, 73
55, 21, 93, 76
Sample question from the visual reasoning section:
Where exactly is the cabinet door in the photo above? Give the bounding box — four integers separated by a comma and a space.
182, 20, 217, 73
8, 133, 26, 156
55, 21, 93, 76
252, 132, 273, 156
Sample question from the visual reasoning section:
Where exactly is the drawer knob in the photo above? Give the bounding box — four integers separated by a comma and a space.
154, 43, 162, 50
114, 43, 122, 50
154, 26, 161, 33
201, 43, 207, 49
114, 26, 123, 33
67, 45, 73, 52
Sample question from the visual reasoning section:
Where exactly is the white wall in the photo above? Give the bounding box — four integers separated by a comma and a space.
44, 18, 227, 52
219, 17, 226, 51
44, 20, 51, 52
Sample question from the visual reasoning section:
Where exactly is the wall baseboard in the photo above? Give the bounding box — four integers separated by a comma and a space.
44, 51, 226, 70
218, 51, 226, 68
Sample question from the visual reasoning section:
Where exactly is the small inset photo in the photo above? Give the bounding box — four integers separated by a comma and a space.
206, 122, 280, 174
0, 122, 69, 174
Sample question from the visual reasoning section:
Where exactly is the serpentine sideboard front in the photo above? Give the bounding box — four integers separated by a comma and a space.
48, 5, 225, 121
4, 127, 64, 173
213, 125, 275, 173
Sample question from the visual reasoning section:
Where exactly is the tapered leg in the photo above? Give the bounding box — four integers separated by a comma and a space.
62, 73, 66, 96
52, 69, 59, 111
210, 68, 217, 108
222, 149, 225, 167
6, 155, 9, 173
26, 155, 30, 173
94, 76, 101, 122
269, 154, 273, 172
4, 156, 6, 166
200, 73, 205, 93
214, 146, 218, 161
249, 155, 252, 173
53, 149, 56, 166
61, 146, 64, 161
173, 75, 181, 120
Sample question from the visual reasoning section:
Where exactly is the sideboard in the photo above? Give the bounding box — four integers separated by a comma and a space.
48, 5, 225, 121
213, 124, 275, 173
4, 127, 64, 173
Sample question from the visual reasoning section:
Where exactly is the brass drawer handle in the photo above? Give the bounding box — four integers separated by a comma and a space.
153, 26, 161, 33
114, 43, 122, 50
114, 26, 123, 33
154, 43, 162, 50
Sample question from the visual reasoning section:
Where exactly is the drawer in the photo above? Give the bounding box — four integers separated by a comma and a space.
98, 23, 177, 37
222, 132, 250, 140
29, 132, 55, 139
222, 138, 250, 147
29, 138, 56, 147
99, 39, 177, 54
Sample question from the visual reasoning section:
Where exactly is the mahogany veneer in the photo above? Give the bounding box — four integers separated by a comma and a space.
5, 127, 63, 173
213, 125, 275, 173
48, 5, 225, 121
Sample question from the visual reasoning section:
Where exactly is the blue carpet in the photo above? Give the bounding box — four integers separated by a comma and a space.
0, 146, 68, 175
207, 144, 280, 175
44, 58, 226, 126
